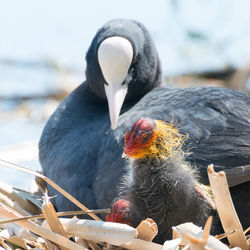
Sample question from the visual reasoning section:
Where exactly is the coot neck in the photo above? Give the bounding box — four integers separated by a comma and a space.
131, 155, 197, 187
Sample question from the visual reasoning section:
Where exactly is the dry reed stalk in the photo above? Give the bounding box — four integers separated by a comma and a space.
202, 216, 212, 242
0, 193, 30, 217
42, 217, 163, 250
42, 196, 68, 250
171, 229, 185, 247
0, 159, 101, 221
162, 238, 181, 250
42, 195, 67, 237
0, 237, 12, 250
0, 180, 41, 214
207, 164, 248, 250
214, 230, 236, 241
35, 175, 47, 193
0, 221, 37, 242
24, 238, 47, 249
75, 238, 89, 248
0, 202, 87, 250
1, 235, 28, 250
88, 241, 102, 250
183, 216, 212, 250
119, 238, 163, 250
172, 229, 181, 240
136, 218, 158, 242
244, 226, 250, 235
184, 234, 206, 250
36, 237, 59, 250
42, 217, 138, 246
173, 222, 232, 249
0, 208, 110, 225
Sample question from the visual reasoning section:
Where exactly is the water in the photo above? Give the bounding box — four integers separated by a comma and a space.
1, 0, 250, 190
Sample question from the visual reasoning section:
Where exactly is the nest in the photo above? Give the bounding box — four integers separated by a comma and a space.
0, 159, 249, 250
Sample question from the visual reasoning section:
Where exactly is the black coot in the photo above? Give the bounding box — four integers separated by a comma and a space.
39, 19, 250, 227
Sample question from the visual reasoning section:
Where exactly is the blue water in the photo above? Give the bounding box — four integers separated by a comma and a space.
1, 0, 250, 190
1, 0, 250, 79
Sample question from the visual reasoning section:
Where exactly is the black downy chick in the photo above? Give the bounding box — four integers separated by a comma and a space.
120, 117, 220, 243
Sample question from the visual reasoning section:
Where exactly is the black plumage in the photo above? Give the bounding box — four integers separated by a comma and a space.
119, 118, 217, 243
125, 157, 214, 243
39, 19, 250, 227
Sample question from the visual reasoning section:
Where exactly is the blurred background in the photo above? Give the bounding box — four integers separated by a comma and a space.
1, 0, 250, 190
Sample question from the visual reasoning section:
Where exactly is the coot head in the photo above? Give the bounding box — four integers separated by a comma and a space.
85, 19, 161, 129
123, 117, 185, 160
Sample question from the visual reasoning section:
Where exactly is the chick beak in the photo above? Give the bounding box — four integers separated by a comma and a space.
122, 152, 129, 159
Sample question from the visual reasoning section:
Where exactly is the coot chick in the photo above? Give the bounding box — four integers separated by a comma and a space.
106, 199, 132, 226
39, 19, 250, 224
115, 117, 219, 243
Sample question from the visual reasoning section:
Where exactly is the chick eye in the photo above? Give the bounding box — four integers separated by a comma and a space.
141, 134, 151, 143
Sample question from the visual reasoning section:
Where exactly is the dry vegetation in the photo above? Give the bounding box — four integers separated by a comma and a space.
0, 64, 250, 249
0, 159, 249, 250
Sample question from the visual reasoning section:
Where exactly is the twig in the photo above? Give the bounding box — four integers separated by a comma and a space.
0, 201, 87, 250
207, 164, 248, 250
214, 230, 236, 241
0, 158, 101, 221
202, 216, 212, 242
42, 195, 68, 250
244, 227, 250, 235
0, 208, 110, 225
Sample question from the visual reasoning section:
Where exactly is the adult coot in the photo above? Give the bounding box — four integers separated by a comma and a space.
39, 19, 250, 225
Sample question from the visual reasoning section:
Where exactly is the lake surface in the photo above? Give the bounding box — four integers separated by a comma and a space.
1, 0, 250, 190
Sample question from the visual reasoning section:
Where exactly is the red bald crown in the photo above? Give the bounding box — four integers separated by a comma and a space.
106, 199, 132, 225
124, 118, 156, 157
132, 118, 155, 131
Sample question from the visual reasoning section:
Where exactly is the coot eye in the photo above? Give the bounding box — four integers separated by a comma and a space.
141, 134, 151, 143
130, 57, 138, 71
131, 58, 137, 65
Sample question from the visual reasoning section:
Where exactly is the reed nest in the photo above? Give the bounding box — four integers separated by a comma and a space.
0, 159, 249, 250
